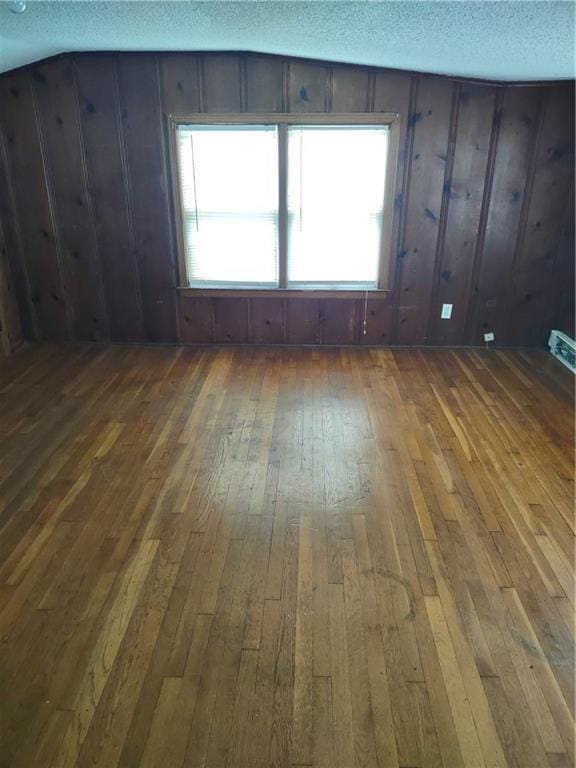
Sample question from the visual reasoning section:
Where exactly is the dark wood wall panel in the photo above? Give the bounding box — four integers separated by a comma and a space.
323, 299, 358, 344
286, 298, 321, 344
0, 129, 34, 339
429, 84, 497, 345
178, 294, 400, 346
213, 297, 249, 343
117, 55, 177, 342
0, 214, 22, 357
373, 71, 413, 343
374, 70, 413, 114
160, 55, 201, 115
0, 52, 573, 350
289, 62, 329, 113
396, 77, 455, 344
32, 59, 106, 341
553, 185, 575, 340
359, 297, 395, 346
507, 84, 575, 346
202, 55, 242, 113
250, 297, 285, 344
331, 66, 370, 112
0, 70, 68, 341
74, 56, 144, 342
466, 87, 542, 346
245, 56, 284, 113
179, 296, 214, 344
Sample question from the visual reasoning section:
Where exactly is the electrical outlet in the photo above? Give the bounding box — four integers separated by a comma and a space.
484, 332, 495, 342
441, 303, 453, 320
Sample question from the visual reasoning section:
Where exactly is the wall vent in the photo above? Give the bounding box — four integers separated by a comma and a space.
548, 330, 576, 374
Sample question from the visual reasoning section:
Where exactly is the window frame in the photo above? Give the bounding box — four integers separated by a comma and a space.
168, 112, 401, 298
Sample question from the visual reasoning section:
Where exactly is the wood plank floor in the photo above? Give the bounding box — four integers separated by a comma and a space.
0, 344, 574, 768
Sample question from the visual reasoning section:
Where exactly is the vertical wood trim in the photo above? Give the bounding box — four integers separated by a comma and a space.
240, 56, 247, 113
462, 88, 503, 342
281, 61, 289, 113
198, 56, 205, 113
71, 59, 110, 339
209, 296, 216, 343
278, 123, 288, 289
426, 82, 461, 338
325, 67, 333, 113
167, 118, 189, 287
378, 115, 402, 291
367, 71, 376, 113
284, 62, 291, 114
30, 69, 71, 340
199, 56, 206, 114
155, 55, 181, 342
114, 55, 145, 338
282, 296, 287, 343
390, 75, 419, 344
0, 128, 38, 340
354, 297, 362, 343
247, 297, 252, 341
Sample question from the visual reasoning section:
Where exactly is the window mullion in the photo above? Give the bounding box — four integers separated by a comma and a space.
278, 123, 288, 289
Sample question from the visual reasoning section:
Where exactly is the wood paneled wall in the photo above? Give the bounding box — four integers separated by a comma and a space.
0, 212, 22, 357
0, 52, 573, 347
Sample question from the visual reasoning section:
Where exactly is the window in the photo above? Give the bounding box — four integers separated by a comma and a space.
287, 126, 388, 288
176, 126, 279, 287
172, 115, 398, 292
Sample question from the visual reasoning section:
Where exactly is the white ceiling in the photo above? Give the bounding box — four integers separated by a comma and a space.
0, 0, 575, 81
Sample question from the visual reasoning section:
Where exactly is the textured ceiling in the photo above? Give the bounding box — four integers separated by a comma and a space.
0, 0, 574, 81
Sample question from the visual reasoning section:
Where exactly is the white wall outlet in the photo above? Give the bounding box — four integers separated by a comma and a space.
441, 303, 453, 320
484, 332, 495, 342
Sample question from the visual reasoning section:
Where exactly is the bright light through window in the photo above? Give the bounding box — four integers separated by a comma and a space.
175, 121, 393, 290
287, 126, 388, 287
177, 126, 279, 286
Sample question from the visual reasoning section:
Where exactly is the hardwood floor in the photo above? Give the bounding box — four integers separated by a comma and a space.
0, 344, 573, 768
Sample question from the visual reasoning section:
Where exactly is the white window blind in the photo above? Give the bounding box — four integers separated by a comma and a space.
287, 126, 389, 288
177, 125, 279, 287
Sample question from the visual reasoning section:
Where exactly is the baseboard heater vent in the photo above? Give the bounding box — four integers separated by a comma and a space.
548, 330, 576, 374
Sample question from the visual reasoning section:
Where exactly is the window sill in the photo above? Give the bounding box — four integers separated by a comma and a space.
177, 286, 391, 300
